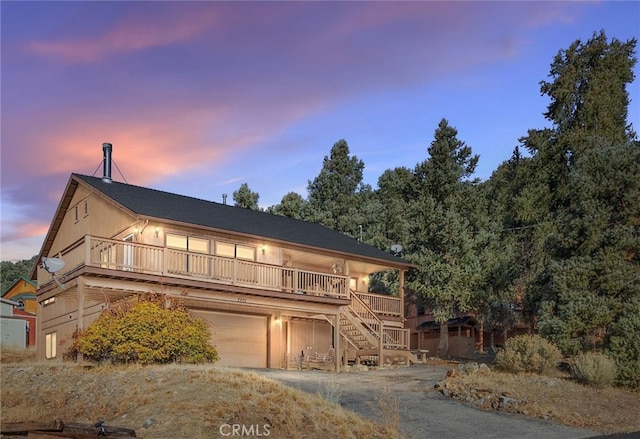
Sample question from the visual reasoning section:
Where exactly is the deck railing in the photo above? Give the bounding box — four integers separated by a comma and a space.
353, 291, 401, 316
49, 236, 349, 299
383, 328, 410, 350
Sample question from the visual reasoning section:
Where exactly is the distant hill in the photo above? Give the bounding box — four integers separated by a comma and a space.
1, 256, 37, 293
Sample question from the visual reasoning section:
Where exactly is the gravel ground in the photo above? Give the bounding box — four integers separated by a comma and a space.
253, 364, 599, 439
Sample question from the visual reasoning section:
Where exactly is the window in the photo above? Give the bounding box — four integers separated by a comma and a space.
166, 234, 187, 250
166, 233, 210, 275
214, 241, 255, 261
215, 242, 235, 258
83, 200, 88, 216
236, 245, 255, 261
45, 332, 57, 359
188, 237, 209, 254
166, 234, 209, 253
74, 206, 78, 222
43, 297, 55, 306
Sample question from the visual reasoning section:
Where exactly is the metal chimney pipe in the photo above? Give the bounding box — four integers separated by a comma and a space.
102, 143, 113, 183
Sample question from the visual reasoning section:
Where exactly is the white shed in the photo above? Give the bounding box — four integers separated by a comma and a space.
0, 298, 27, 349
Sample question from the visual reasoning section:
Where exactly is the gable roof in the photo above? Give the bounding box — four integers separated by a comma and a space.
1, 276, 37, 297
70, 174, 412, 268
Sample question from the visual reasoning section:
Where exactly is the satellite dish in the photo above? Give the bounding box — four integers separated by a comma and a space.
41, 257, 66, 274
41, 257, 67, 289
391, 244, 403, 255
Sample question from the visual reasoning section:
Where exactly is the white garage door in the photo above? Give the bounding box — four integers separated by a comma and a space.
193, 311, 267, 368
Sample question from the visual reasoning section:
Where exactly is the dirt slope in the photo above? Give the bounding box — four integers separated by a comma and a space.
1, 363, 397, 439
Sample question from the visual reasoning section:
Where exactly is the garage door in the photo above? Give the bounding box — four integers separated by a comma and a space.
192, 311, 267, 368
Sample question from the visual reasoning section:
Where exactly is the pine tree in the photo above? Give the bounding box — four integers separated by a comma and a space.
517, 31, 639, 387
232, 183, 260, 210
306, 139, 368, 238
406, 119, 483, 357
267, 192, 307, 219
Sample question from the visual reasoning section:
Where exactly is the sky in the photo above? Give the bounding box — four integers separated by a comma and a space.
1, 1, 639, 262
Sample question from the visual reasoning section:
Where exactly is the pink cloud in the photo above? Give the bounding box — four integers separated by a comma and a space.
27, 7, 223, 63
1, 220, 49, 242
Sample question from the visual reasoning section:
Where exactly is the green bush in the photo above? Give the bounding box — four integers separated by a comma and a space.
570, 351, 617, 387
69, 296, 218, 365
495, 334, 562, 375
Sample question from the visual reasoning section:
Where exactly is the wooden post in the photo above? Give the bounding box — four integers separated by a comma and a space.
378, 322, 384, 366
399, 269, 405, 319
334, 313, 341, 372
76, 277, 85, 363
84, 235, 91, 266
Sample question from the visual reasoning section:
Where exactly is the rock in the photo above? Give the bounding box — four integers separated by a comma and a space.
498, 396, 517, 410
466, 362, 480, 373
142, 418, 156, 428
446, 369, 458, 378
478, 363, 491, 374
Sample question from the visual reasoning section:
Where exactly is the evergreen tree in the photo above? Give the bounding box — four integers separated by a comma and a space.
306, 139, 367, 237
517, 32, 639, 387
406, 119, 483, 357
267, 192, 307, 219
232, 183, 260, 210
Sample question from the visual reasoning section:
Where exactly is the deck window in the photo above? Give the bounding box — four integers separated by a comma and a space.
45, 332, 57, 359
215, 242, 235, 258
236, 245, 255, 261
215, 242, 255, 261
166, 234, 187, 250
166, 233, 211, 275
166, 234, 209, 253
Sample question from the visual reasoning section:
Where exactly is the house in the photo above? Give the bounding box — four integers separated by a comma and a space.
1, 276, 38, 347
33, 144, 416, 369
1, 297, 35, 349
2, 276, 38, 314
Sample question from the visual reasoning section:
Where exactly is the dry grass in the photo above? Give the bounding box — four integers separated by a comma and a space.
443, 368, 640, 434
1, 347, 37, 364
1, 361, 399, 439
371, 387, 400, 433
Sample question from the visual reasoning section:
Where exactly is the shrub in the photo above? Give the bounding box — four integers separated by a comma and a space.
570, 351, 617, 387
69, 296, 218, 365
495, 334, 562, 374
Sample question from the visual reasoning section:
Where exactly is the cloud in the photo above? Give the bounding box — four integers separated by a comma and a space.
27, 5, 223, 63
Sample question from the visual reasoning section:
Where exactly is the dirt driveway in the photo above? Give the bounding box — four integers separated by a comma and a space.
253, 365, 598, 439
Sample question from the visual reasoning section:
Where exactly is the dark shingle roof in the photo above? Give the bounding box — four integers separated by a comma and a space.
74, 174, 410, 267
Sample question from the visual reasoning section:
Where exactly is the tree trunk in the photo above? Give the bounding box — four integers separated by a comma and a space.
437, 321, 449, 358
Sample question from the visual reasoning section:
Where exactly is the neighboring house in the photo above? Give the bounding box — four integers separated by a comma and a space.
2, 276, 38, 314
33, 145, 415, 369
1, 277, 37, 347
1, 297, 33, 349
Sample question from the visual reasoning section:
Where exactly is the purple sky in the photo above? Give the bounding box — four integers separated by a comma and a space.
1, 1, 638, 261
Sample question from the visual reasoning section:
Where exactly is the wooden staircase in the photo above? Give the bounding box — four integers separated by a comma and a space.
334, 291, 418, 365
